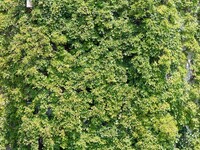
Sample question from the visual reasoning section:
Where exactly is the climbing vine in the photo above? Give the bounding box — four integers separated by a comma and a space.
0, 0, 199, 149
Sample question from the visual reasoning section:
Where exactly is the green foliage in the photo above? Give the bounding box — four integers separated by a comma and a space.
0, 94, 6, 149
0, 0, 199, 149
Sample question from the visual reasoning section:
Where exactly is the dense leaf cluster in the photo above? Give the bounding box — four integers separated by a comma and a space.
0, 0, 199, 149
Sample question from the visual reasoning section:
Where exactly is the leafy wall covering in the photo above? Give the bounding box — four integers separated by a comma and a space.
0, 0, 199, 149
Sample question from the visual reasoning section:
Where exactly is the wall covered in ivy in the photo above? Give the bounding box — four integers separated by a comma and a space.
0, 0, 199, 149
